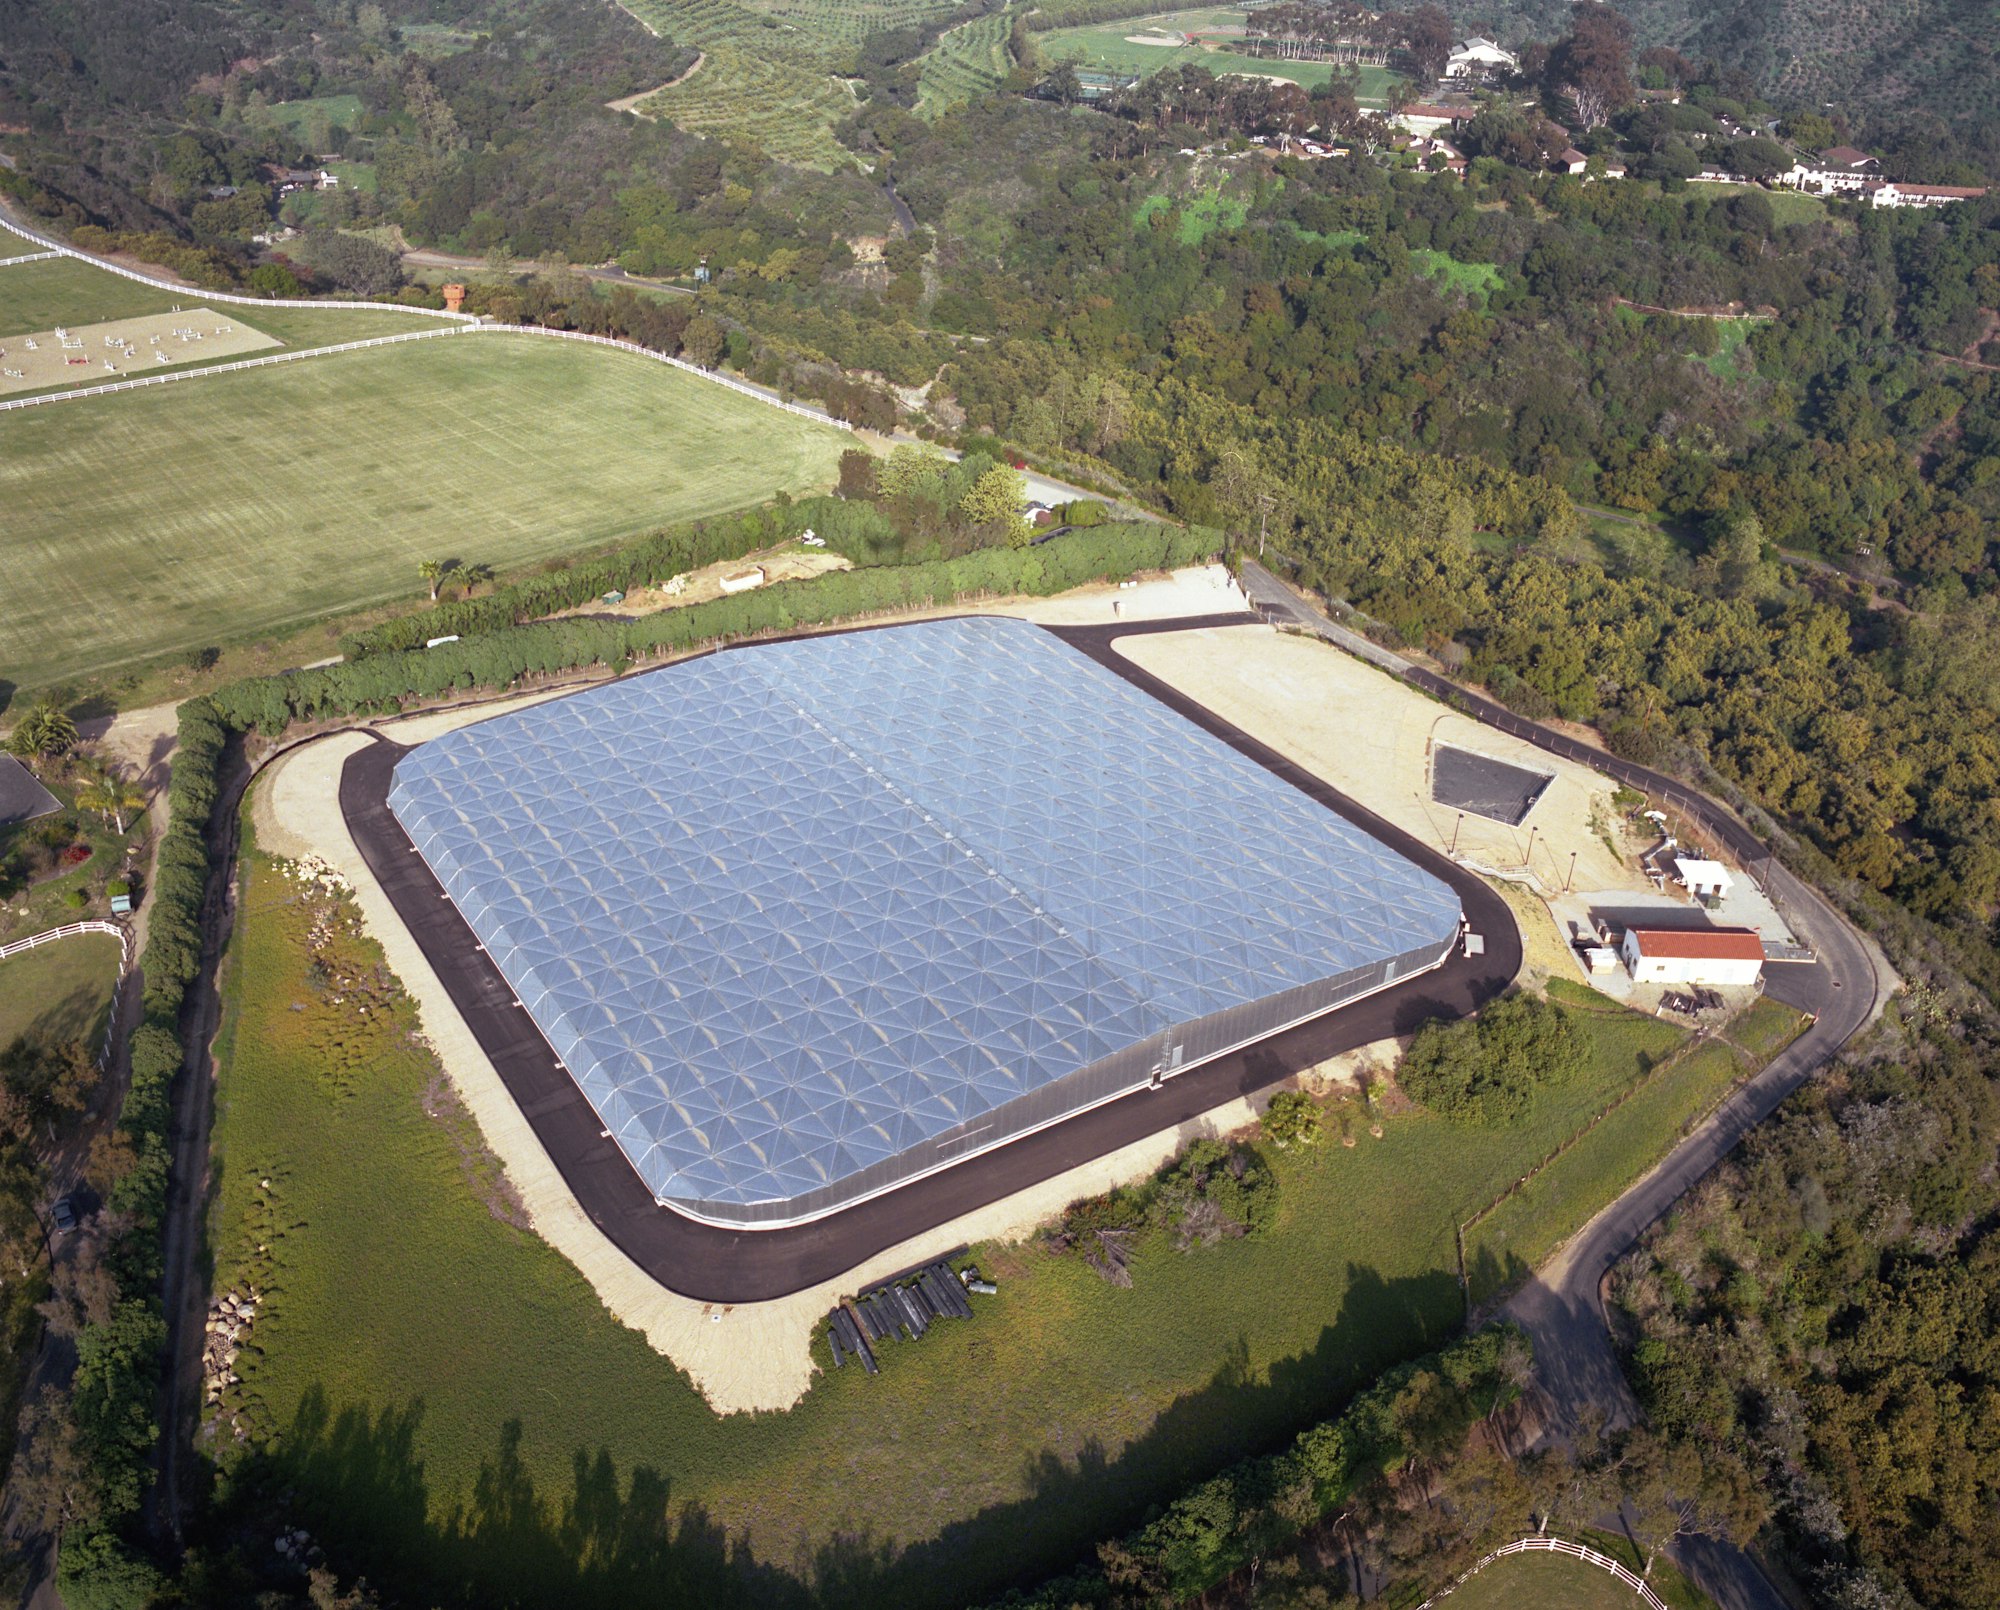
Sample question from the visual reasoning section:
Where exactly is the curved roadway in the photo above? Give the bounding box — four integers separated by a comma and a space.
337, 613, 1521, 1302
1241, 562, 1892, 1610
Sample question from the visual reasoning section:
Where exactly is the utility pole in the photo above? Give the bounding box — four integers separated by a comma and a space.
1257, 492, 1274, 560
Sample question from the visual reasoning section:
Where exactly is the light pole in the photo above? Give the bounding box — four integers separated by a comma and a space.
1451, 812, 1463, 854
1565, 850, 1577, 894
1523, 824, 1538, 869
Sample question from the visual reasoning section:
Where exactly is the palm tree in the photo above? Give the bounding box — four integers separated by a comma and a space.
418, 558, 446, 602
99, 776, 146, 834
458, 562, 493, 596
4, 705, 78, 762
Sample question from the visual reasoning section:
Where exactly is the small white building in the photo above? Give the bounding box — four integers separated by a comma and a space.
1673, 857, 1734, 901
1622, 927, 1764, 987
1445, 37, 1517, 78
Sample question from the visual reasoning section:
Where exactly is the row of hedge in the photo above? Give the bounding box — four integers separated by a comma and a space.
986, 1325, 1526, 1607
58, 705, 230, 1605
222, 523, 1217, 734
55, 521, 1217, 1604
339, 513, 789, 659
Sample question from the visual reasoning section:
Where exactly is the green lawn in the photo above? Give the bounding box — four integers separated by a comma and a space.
1442, 1545, 1685, 1609
0, 931, 121, 1049
1465, 1030, 1749, 1306
203, 835, 1707, 1610
259, 94, 368, 138
0, 334, 850, 690
1037, 9, 1401, 101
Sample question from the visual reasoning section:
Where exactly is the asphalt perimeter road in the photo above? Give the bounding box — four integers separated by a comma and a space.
337, 613, 1522, 1303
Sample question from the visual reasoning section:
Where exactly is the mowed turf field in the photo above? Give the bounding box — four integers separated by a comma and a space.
204, 835, 1726, 1610
0, 334, 850, 689
1035, 8, 1402, 100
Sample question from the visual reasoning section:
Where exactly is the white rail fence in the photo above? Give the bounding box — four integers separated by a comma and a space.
1417, 1536, 1669, 1610
0, 250, 64, 268
0, 224, 854, 432
0, 326, 463, 413
0, 214, 476, 321
0, 920, 134, 1068
463, 322, 854, 430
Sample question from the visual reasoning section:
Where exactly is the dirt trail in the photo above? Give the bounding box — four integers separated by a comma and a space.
606, 51, 704, 113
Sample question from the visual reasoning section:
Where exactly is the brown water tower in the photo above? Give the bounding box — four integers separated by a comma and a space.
442, 282, 467, 313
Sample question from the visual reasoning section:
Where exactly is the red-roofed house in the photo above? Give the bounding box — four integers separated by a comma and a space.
1621, 926, 1765, 986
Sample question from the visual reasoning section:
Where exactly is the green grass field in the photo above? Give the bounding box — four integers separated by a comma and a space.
0, 932, 121, 1050
1036, 9, 1401, 100
202, 837, 1724, 1610
259, 94, 368, 139
0, 334, 850, 690
1443, 1546, 1685, 1609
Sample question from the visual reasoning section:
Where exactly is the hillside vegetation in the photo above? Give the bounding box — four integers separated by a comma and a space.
1466, 0, 1999, 149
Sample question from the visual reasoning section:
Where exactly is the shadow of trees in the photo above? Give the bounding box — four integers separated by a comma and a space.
198, 1262, 1464, 1609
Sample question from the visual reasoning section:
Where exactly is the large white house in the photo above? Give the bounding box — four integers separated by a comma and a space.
1782, 145, 1882, 195
1622, 926, 1765, 987
1445, 37, 1516, 78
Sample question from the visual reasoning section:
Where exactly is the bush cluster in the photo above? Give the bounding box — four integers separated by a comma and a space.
56, 702, 228, 1605
1399, 992, 1589, 1122
987, 1326, 1526, 1606
216, 524, 1216, 734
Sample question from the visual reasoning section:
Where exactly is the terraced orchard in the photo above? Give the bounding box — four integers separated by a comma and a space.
637, 44, 859, 168
917, 11, 1016, 115
621, 0, 980, 167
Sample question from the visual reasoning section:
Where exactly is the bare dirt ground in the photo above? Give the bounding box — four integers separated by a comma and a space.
543, 543, 851, 623
80, 701, 180, 795
1116, 624, 1653, 910
0, 308, 277, 394
604, 51, 705, 113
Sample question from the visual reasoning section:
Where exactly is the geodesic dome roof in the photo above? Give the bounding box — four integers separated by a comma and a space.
388, 616, 1461, 1220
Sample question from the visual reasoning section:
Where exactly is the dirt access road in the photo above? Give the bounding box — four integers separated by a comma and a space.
1242, 561, 1894, 1610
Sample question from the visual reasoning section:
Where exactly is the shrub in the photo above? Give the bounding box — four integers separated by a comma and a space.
1399, 992, 1588, 1121
61, 888, 88, 910
1260, 1089, 1323, 1148
1158, 1137, 1277, 1247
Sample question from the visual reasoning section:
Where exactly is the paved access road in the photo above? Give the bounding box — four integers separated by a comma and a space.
338, 612, 1521, 1302
1240, 562, 1893, 1610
